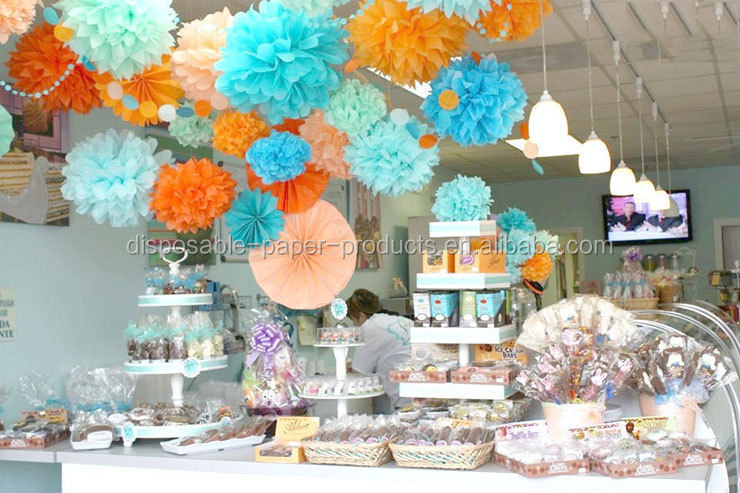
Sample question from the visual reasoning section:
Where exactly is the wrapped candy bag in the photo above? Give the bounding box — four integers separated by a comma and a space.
0, 385, 11, 430
242, 308, 308, 413
631, 334, 737, 405
18, 372, 66, 411
167, 314, 187, 360
305, 415, 402, 444
65, 367, 136, 416
518, 296, 640, 353
144, 267, 168, 295
123, 321, 141, 362
516, 327, 637, 404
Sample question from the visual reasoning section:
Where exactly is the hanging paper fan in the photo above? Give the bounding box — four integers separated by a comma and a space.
248, 200, 357, 310
246, 164, 329, 214
7, 23, 101, 114
96, 56, 183, 127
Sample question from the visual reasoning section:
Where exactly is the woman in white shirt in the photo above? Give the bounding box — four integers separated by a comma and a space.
347, 289, 412, 413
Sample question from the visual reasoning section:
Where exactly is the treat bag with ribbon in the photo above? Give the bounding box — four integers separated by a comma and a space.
18, 371, 68, 411
242, 308, 307, 413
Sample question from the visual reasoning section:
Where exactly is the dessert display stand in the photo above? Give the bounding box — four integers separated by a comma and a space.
119, 253, 226, 446
402, 220, 516, 401
300, 340, 384, 417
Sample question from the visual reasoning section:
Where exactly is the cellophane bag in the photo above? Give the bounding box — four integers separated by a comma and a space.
18, 372, 66, 411
241, 308, 308, 414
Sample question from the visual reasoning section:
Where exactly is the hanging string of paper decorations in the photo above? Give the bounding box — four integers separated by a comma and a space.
0, 0, 556, 309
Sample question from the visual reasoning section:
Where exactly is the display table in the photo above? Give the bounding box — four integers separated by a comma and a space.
18, 441, 710, 493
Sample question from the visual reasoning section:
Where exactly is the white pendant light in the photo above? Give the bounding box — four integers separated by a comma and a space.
633, 77, 655, 203
578, 1, 610, 174
663, 122, 680, 216
526, 0, 570, 152
609, 41, 636, 195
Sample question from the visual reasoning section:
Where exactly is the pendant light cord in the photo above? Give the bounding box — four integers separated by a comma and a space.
616, 63, 624, 162
665, 124, 672, 192
638, 89, 645, 175
586, 18, 595, 132
654, 116, 661, 186
540, 0, 548, 90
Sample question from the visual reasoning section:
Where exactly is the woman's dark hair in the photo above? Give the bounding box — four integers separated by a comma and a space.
346, 289, 382, 319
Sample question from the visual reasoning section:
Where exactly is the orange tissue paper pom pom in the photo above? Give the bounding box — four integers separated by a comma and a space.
347, 0, 469, 86
521, 250, 553, 284
7, 24, 101, 114
96, 55, 184, 127
150, 158, 237, 233
477, 0, 552, 43
298, 111, 351, 180
212, 110, 270, 158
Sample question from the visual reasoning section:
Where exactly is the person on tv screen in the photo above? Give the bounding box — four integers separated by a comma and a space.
646, 210, 684, 232
611, 201, 645, 232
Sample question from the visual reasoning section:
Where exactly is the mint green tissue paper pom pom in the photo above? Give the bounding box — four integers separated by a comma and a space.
432, 174, 492, 222
325, 79, 387, 137
168, 102, 215, 148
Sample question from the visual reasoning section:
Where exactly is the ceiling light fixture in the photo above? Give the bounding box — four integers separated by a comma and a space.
649, 102, 670, 210
525, 0, 570, 156
633, 77, 656, 204
609, 41, 637, 196
578, 0, 611, 174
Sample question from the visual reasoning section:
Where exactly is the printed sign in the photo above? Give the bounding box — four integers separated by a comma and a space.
275, 416, 320, 444
0, 288, 15, 342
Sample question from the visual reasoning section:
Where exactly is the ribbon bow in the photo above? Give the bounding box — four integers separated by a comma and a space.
246, 322, 286, 368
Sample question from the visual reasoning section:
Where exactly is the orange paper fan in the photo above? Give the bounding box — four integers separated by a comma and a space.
7, 24, 101, 114
151, 157, 237, 234
347, 0, 469, 86
521, 250, 553, 284
477, 0, 552, 42
272, 118, 304, 135
96, 56, 184, 127
248, 200, 358, 310
212, 110, 270, 158
246, 163, 330, 214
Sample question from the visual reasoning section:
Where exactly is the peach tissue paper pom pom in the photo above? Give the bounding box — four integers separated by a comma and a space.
299, 111, 351, 180
0, 0, 40, 44
171, 8, 233, 110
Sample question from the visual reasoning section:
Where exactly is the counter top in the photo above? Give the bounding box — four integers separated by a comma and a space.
1, 440, 718, 492
54, 441, 714, 492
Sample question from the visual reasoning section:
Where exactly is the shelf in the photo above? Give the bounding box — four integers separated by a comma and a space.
399, 382, 515, 400
409, 324, 516, 344
299, 391, 385, 401
313, 343, 365, 348
138, 293, 213, 307
124, 356, 228, 376
416, 273, 511, 290
429, 220, 497, 238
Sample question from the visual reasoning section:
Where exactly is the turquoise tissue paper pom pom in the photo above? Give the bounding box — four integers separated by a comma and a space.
401, 0, 492, 24
421, 54, 527, 147
247, 131, 312, 185
281, 0, 350, 17
325, 79, 387, 137
57, 0, 177, 79
345, 116, 439, 197
500, 228, 536, 282
61, 130, 173, 227
225, 188, 285, 250
497, 207, 536, 234
168, 102, 215, 148
0, 105, 14, 156
215, 0, 349, 124
534, 229, 559, 256
432, 174, 492, 222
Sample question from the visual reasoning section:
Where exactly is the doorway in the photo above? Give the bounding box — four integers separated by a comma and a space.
542, 228, 585, 308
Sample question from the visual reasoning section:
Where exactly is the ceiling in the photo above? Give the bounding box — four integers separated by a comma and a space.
174, 0, 740, 182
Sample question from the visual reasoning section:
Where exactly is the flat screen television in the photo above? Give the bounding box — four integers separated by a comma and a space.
602, 189, 692, 245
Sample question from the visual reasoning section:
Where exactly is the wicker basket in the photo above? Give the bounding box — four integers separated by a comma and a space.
301, 440, 393, 467
608, 298, 623, 308
389, 441, 494, 470
624, 297, 659, 310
